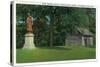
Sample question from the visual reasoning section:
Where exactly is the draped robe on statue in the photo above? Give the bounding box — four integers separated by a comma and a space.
26, 16, 33, 33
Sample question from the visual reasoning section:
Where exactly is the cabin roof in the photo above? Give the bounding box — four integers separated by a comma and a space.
77, 28, 93, 36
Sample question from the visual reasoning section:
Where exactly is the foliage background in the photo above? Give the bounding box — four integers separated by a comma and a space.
16, 4, 96, 48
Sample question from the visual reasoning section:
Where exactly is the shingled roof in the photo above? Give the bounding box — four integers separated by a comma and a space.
77, 28, 93, 36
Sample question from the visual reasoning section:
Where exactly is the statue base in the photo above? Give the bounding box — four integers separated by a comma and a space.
23, 33, 35, 49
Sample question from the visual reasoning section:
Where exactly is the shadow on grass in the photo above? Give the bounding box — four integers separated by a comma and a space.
37, 46, 72, 50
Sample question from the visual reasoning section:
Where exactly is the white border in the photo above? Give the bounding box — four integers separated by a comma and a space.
12, 0, 96, 66
14, 0, 96, 8
12, 1, 16, 65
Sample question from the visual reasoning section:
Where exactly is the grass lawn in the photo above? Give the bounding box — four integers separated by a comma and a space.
16, 46, 96, 63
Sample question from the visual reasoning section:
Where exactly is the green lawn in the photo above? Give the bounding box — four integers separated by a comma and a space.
16, 46, 96, 63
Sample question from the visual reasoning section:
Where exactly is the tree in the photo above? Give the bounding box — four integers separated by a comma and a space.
16, 4, 96, 48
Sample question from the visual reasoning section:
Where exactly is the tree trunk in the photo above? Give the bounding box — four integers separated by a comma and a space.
50, 15, 56, 47
49, 26, 53, 47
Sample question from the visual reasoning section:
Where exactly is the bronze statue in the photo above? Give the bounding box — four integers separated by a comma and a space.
26, 15, 33, 33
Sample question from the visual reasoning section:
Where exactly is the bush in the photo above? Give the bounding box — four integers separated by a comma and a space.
16, 35, 25, 48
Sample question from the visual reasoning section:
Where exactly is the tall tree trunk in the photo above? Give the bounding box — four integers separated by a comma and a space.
49, 16, 54, 47
49, 25, 53, 47
49, 15, 56, 47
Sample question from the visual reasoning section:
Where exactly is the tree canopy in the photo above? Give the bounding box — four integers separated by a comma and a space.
16, 4, 96, 48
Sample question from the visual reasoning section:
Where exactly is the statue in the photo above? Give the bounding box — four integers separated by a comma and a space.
23, 13, 35, 49
26, 15, 33, 33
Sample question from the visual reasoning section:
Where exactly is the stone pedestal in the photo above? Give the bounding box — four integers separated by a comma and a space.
23, 33, 35, 49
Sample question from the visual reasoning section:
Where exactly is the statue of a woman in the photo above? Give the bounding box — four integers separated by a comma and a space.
26, 15, 33, 33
